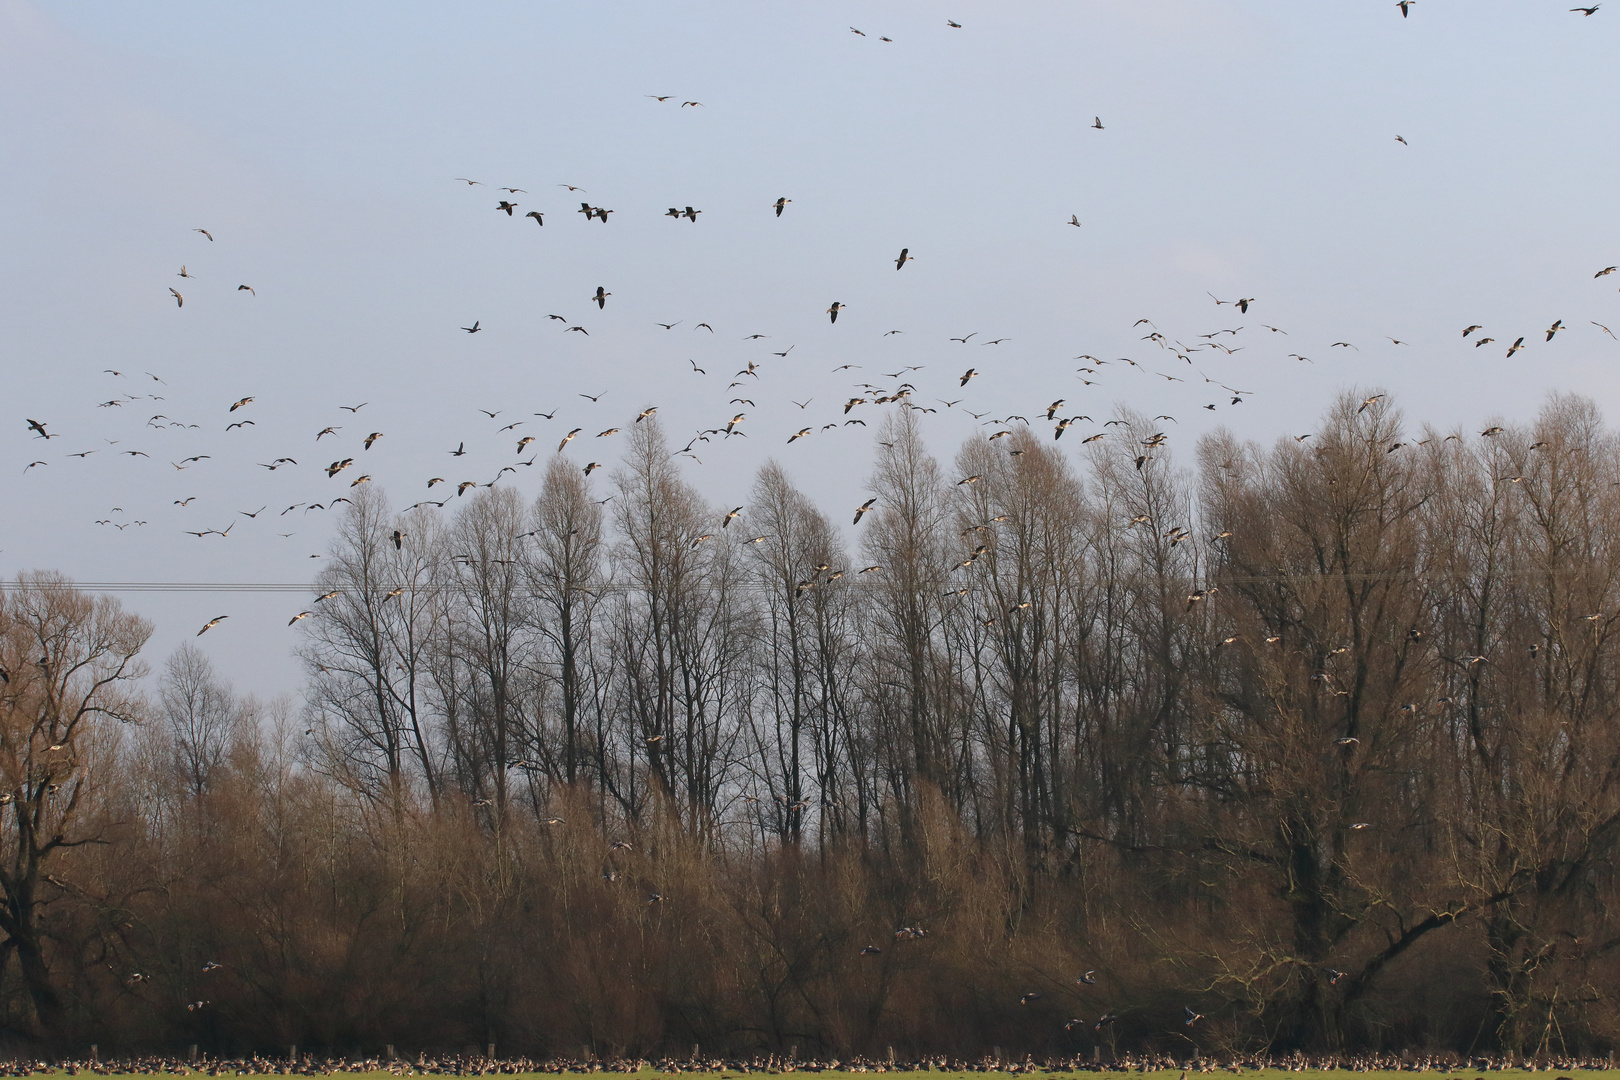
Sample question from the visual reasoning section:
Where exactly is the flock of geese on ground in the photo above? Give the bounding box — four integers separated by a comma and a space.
23, 1050, 1615, 1072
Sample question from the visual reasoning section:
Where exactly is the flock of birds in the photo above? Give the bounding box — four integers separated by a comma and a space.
9, 10, 1619, 665
26, 1052, 1616, 1073
18, 189, 1614, 642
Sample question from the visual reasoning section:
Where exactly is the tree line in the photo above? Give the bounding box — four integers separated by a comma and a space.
4, 391, 1620, 1059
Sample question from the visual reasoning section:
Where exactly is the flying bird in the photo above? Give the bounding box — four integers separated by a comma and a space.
593, 286, 610, 309
169, 288, 184, 307
773, 197, 791, 217
462, 321, 481, 333
895, 247, 912, 270
853, 498, 877, 525
827, 301, 845, 323
196, 616, 228, 636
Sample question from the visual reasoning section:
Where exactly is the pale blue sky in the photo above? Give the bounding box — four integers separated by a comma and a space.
3, 0, 1617, 695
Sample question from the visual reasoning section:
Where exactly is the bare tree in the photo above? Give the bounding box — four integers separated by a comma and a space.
0, 571, 149, 1035
158, 643, 240, 800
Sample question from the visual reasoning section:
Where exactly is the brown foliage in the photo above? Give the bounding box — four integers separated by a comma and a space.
10, 395, 1620, 1058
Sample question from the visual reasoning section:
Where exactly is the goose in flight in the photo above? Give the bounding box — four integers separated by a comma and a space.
853, 498, 877, 524
525, 211, 544, 225
497, 200, 518, 215
593, 286, 610, 309
1068, 215, 1082, 227
827, 301, 845, 323
462, 320, 481, 333
169, 288, 184, 307
196, 615, 228, 636
773, 197, 791, 217
895, 247, 912, 270
194, 228, 213, 240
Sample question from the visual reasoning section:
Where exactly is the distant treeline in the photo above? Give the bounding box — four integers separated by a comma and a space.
4, 391, 1620, 1058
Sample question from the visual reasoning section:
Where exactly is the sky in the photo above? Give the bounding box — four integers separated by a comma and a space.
2, 0, 1618, 698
